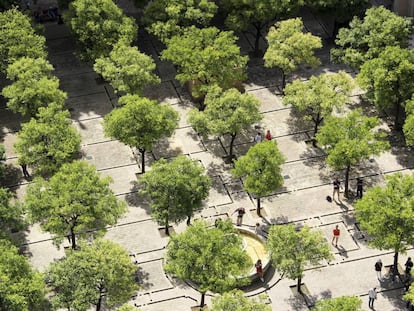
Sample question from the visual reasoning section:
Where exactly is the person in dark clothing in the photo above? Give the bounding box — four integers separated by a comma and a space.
21, 163, 30, 178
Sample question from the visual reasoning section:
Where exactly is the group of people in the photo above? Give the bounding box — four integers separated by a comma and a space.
331, 176, 364, 202
253, 130, 272, 144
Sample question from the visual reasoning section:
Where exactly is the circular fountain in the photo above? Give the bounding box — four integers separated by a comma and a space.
237, 227, 271, 282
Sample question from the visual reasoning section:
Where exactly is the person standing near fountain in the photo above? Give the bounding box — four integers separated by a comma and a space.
255, 259, 264, 282
232, 207, 246, 226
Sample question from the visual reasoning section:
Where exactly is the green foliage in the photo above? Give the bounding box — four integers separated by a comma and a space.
14, 104, 81, 176
264, 18, 322, 88
355, 172, 414, 257
0, 188, 25, 240
104, 94, 178, 151
2, 57, 65, 117
283, 71, 354, 136
66, 0, 137, 61
306, 0, 369, 23
266, 224, 332, 286
0, 240, 46, 311
221, 0, 304, 55
357, 46, 414, 129
232, 140, 285, 198
103, 94, 178, 172
94, 44, 160, 95
118, 305, 141, 311
161, 26, 248, 98
0, 8, 46, 72
316, 109, 389, 193
210, 290, 271, 311
47, 240, 137, 311
404, 96, 414, 146
188, 86, 262, 157
5, 57, 54, 81
142, 0, 217, 42
25, 161, 126, 249
314, 296, 363, 311
165, 220, 251, 300
331, 6, 412, 69
139, 155, 211, 233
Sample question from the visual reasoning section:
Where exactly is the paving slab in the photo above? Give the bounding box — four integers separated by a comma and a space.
0, 132, 18, 158
73, 118, 108, 145
67, 92, 113, 120
136, 259, 172, 292
105, 220, 166, 254
248, 87, 285, 112
143, 81, 181, 106
261, 109, 312, 137
98, 164, 139, 195
60, 71, 106, 98
82, 140, 135, 170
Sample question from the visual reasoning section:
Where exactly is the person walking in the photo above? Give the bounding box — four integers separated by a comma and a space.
356, 177, 363, 199
406, 257, 413, 276
255, 259, 264, 282
331, 225, 340, 247
332, 177, 341, 201
368, 287, 377, 309
375, 259, 383, 281
20, 163, 30, 178
232, 207, 246, 226
254, 132, 262, 144
265, 130, 272, 140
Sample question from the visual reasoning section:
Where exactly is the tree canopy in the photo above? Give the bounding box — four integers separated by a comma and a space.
210, 290, 271, 311
232, 140, 285, 216
47, 239, 137, 311
103, 94, 179, 173
139, 155, 211, 234
188, 86, 262, 159
165, 219, 251, 307
355, 172, 414, 275
283, 71, 354, 137
314, 296, 363, 311
161, 26, 248, 99
2, 58, 66, 117
331, 6, 412, 69
221, 0, 304, 56
66, 0, 137, 61
0, 8, 46, 71
93, 44, 160, 95
316, 109, 389, 195
266, 224, 332, 293
14, 104, 81, 176
404, 96, 414, 146
264, 18, 322, 89
25, 160, 126, 249
0, 188, 25, 240
357, 46, 414, 130
142, 0, 217, 42
0, 240, 46, 311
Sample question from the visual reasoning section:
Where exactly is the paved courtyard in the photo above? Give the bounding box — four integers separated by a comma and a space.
1, 1, 414, 310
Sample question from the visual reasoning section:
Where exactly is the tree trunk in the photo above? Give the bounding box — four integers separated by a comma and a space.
253, 23, 262, 57
393, 251, 399, 276
96, 295, 102, 311
229, 133, 237, 159
297, 276, 302, 294
257, 197, 261, 217
186, 215, 191, 226
394, 102, 403, 131
344, 164, 350, 198
312, 113, 323, 147
200, 292, 206, 309
70, 228, 76, 250
165, 215, 169, 236
139, 148, 146, 174
281, 70, 286, 92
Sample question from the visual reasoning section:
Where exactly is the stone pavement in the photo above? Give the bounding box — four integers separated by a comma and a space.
1, 1, 414, 310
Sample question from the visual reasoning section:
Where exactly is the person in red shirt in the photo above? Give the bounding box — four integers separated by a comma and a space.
265, 130, 272, 140
332, 225, 340, 247
255, 259, 264, 282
